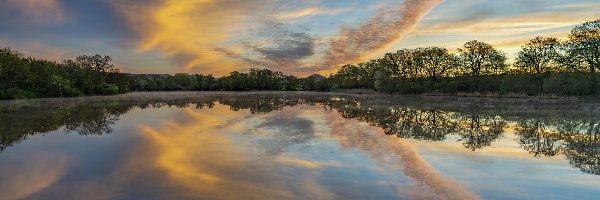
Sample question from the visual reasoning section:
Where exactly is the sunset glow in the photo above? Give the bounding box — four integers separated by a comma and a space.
1, 0, 598, 76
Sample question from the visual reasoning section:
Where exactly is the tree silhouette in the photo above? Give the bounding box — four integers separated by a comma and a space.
515, 37, 562, 95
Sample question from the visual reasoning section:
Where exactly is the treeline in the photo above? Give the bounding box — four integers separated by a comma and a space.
0, 48, 332, 100
1, 19, 598, 99
129, 69, 331, 92
331, 19, 600, 96
0, 49, 129, 99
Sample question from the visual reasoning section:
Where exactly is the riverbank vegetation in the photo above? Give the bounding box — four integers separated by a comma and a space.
1, 19, 598, 99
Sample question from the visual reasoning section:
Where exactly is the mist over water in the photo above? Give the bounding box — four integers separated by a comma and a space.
1, 92, 600, 200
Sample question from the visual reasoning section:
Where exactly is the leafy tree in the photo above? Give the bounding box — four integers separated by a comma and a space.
458, 40, 508, 76
384, 49, 418, 79
515, 37, 562, 95
415, 47, 458, 81
563, 19, 600, 73
334, 64, 367, 89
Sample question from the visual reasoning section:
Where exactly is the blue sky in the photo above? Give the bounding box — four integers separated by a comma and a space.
0, 0, 598, 76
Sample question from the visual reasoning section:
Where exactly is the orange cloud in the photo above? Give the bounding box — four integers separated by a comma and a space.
110, 0, 278, 75
135, 105, 340, 199
317, 0, 445, 73
388, 4, 600, 57
110, 0, 446, 76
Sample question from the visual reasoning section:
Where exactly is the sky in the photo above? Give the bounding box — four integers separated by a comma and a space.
0, 0, 598, 76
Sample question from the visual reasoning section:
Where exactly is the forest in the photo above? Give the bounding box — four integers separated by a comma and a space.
0, 19, 598, 99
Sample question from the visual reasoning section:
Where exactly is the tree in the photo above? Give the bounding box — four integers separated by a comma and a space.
564, 19, 600, 73
415, 47, 458, 81
383, 49, 418, 79
458, 40, 507, 76
335, 64, 366, 89
563, 19, 600, 92
515, 37, 561, 95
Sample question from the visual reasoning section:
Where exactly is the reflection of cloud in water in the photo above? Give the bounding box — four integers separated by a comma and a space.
250, 108, 317, 155
138, 105, 339, 199
139, 106, 292, 199
325, 111, 482, 200
0, 154, 69, 200
276, 156, 344, 169
0, 102, 482, 199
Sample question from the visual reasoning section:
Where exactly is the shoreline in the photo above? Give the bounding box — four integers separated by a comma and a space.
1, 90, 595, 103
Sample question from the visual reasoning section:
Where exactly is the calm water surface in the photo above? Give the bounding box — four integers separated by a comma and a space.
1, 92, 600, 200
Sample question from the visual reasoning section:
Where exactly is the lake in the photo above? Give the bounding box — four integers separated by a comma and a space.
1, 92, 600, 200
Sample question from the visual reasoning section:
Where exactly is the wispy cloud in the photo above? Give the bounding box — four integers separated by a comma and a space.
1, 0, 65, 25
275, 7, 349, 20
316, 0, 445, 72
108, 0, 445, 75
216, 20, 317, 73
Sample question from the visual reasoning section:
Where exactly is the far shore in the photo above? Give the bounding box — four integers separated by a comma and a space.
1, 90, 594, 103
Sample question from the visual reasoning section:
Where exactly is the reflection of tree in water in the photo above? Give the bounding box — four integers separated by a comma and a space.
1, 93, 600, 175
516, 119, 563, 157
329, 99, 505, 150
0, 97, 218, 151
219, 97, 303, 114
515, 118, 600, 175
565, 132, 600, 175
0, 102, 130, 151
455, 115, 506, 151
562, 121, 600, 175
321, 97, 600, 175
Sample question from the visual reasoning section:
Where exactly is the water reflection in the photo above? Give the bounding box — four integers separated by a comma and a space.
2, 93, 600, 177
2, 92, 600, 199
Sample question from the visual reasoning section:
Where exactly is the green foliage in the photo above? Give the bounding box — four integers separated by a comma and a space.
0, 48, 128, 99
458, 40, 508, 76
563, 19, 600, 73
128, 68, 332, 92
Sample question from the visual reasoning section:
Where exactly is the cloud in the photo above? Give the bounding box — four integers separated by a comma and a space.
317, 0, 445, 72
275, 7, 349, 20
0, 0, 66, 25
212, 47, 271, 69
227, 20, 316, 70
213, 20, 317, 73
393, 0, 600, 54
109, 0, 444, 75
110, 0, 278, 75
418, 11, 597, 37
244, 31, 315, 68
